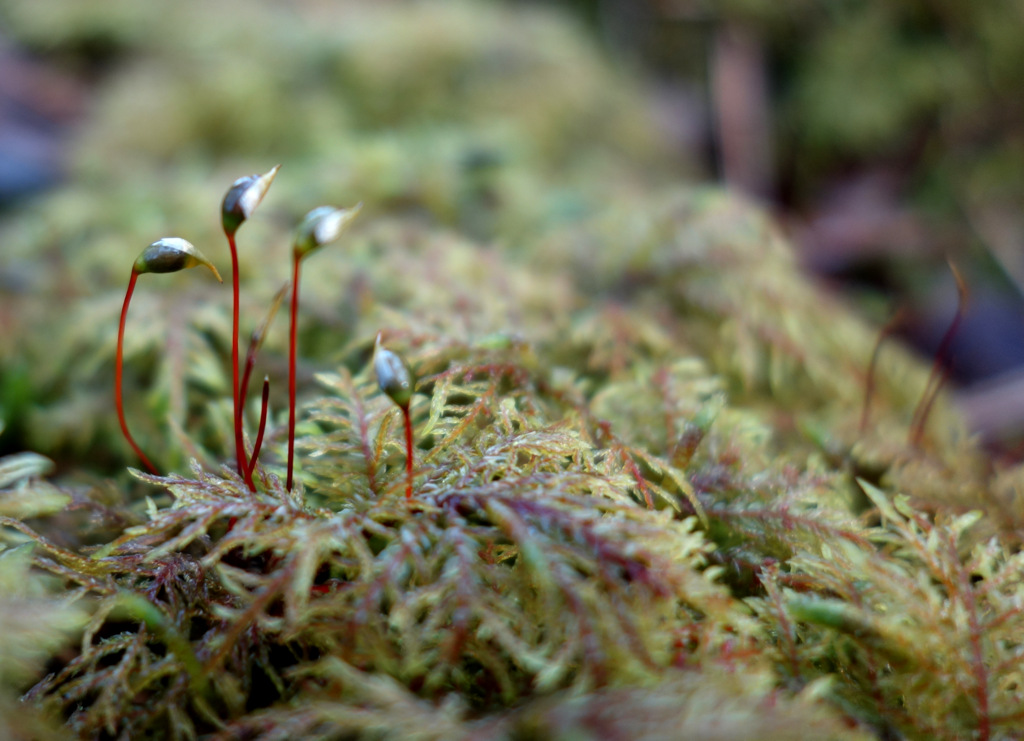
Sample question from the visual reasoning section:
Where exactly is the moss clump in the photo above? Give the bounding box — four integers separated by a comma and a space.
0, 2, 1020, 739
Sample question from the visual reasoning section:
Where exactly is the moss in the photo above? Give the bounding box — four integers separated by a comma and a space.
0, 2, 1019, 739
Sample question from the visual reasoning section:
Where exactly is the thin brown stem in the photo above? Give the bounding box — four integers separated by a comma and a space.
115, 270, 159, 475
247, 377, 271, 481
909, 261, 968, 447
860, 307, 906, 434
286, 255, 301, 491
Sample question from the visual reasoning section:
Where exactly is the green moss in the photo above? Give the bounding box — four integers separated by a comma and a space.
0, 2, 1018, 739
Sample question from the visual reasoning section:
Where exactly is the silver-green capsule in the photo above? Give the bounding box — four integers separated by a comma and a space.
293, 203, 362, 258
133, 237, 222, 281
373, 333, 414, 409
221, 164, 280, 235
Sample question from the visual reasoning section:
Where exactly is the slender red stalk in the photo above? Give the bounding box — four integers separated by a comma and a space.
226, 232, 250, 485
238, 285, 288, 490
287, 254, 301, 491
402, 404, 414, 498
221, 165, 279, 486
286, 203, 360, 491
115, 270, 159, 475
247, 377, 271, 481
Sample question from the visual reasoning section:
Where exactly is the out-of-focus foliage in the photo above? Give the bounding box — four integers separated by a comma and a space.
0, 458, 89, 739
0, 1, 1022, 739
566, 0, 1024, 290
716, 0, 1024, 225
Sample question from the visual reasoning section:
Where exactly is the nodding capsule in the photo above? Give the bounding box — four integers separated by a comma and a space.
133, 237, 222, 282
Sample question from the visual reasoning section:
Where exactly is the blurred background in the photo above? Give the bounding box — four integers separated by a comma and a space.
2, 0, 1024, 455
534, 0, 1024, 453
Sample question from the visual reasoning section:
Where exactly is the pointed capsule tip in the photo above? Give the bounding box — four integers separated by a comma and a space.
205, 262, 224, 283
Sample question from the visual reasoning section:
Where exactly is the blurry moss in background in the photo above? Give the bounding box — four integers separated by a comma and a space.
544, 0, 1024, 396
549, 0, 1024, 233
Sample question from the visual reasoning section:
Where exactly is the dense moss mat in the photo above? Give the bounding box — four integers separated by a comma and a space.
1, 2, 1022, 739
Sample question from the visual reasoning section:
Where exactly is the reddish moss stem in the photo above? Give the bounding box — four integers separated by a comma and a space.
402, 404, 414, 498
247, 377, 271, 481
115, 270, 159, 475
286, 255, 301, 491
226, 232, 251, 486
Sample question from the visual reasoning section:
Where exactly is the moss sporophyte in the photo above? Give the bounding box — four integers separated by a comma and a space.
373, 331, 416, 498
287, 203, 362, 491
116, 167, 363, 490
220, 165, 279, 491
115, 238, 222, 475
